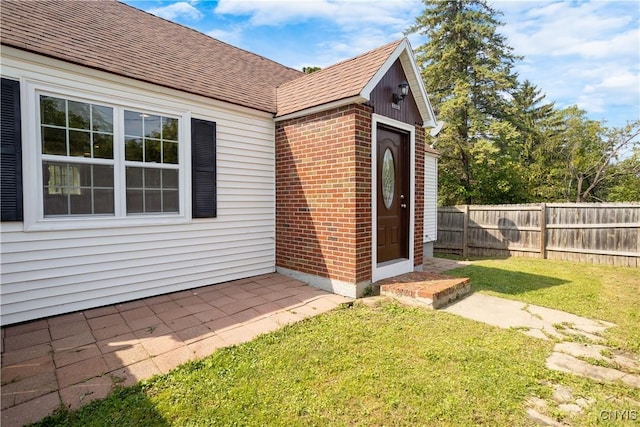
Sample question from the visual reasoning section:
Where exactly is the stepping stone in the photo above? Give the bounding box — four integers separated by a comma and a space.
442, 293, 616, 343
554, 342, 610, 361
575, 397, 595, 409
552, 384, 573, 403
553, 342, 640, 374
546, 352, 640, 388
558, 403, 583, 414
526, 408, 564, 427
555, 327, 606, 343
612, 352, 640, 373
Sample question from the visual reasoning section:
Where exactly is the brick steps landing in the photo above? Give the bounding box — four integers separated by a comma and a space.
375, 272, 471, 309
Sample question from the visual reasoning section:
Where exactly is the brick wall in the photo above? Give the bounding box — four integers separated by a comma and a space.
354, 106, 373, 282
275, 104, 372, 284
275, 104, 425, 286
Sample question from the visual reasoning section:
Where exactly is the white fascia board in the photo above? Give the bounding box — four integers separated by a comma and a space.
360, 39, 410, 97
399, 49, 438, 128
273, 95, 367, 122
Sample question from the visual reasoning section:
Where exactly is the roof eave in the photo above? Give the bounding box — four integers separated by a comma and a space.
274, 95, 368, 122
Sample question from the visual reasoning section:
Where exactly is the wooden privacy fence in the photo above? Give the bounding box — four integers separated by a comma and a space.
435, 203, 640, 267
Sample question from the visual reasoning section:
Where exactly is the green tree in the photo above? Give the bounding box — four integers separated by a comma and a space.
408, 0, 521, 204
508, 80, 564, 201
546, 108, 639, 202
509, 80, 559, 165
604, 149, 640, 201
572, 119, 640, 202
302, 66, 321, 74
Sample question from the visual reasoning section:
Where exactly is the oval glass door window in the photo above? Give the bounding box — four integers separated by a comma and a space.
382, 148, 395, 209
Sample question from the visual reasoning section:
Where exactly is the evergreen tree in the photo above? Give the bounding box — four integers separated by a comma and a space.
510, 80, 558, 165
509, 80, 564, 200
408, 0, 521, 204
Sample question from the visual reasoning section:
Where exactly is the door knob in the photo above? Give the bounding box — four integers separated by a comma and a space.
401, 203, 407, 208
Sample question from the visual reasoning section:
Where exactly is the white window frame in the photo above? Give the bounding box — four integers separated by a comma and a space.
22, 79, 192, 231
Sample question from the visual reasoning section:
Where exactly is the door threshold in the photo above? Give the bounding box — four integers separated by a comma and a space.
373, 258, 414, 282
377, 258, 410, 268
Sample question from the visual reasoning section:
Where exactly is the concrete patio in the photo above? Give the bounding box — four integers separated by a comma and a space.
0, 273, 351, 426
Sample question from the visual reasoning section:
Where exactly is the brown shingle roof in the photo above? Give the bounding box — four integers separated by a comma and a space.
276, 39, 403, 117
0, 0, 303, 113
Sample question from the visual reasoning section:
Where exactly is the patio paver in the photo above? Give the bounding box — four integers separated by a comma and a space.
0, 272, 352, 427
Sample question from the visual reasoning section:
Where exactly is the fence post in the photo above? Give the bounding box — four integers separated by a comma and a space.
462, 205, 469, 258
540, 203, 547, 259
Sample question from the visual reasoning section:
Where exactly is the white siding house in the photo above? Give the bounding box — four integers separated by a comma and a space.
1, 1, 441, 326
0, 47, 278, 325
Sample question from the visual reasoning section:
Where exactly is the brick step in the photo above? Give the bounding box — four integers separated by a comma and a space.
374, 272, 471, 309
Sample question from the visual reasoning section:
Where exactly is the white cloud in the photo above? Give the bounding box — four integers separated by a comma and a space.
576, 93, 606, 114
148, 2, 203, 21
212, 0, 425, 70
214, 0, 421, 31
298, 29, 391, 69
215, 0, 333, 26
495, 0, 640, 126
556, 29, 639, 59
595, 71, 640, 93
206, 27, 244, 46
582, 67, 640, 109
499, 2, 636, 58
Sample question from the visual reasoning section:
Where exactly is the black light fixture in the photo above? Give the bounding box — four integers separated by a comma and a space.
393, 81, 410, 104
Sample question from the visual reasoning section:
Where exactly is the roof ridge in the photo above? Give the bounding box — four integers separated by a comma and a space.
117, 1, 302, 76
279, 38, 404, 89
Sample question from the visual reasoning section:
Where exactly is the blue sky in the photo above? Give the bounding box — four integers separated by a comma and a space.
122, 0, 639, 129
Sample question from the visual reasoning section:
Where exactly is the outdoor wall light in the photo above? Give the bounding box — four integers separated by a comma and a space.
393, 81, 410, 103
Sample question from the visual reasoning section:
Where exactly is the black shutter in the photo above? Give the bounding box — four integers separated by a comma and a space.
191, 118, 216, 218
1, 78, 23, 221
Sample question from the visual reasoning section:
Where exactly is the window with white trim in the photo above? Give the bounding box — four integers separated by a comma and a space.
123, 110, 179, 214
35, 90, 185, 223
40, 95, 116, 216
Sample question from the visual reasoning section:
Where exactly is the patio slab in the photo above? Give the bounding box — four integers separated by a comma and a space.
0, 273, 352, 427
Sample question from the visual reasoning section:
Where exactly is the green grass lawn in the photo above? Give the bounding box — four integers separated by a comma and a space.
34, 302, 557, 426
33, 258, 640, 426
441, 257, 640, 353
